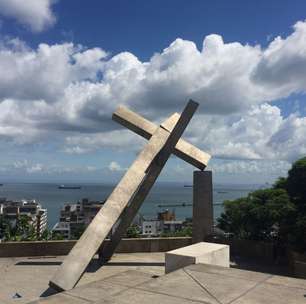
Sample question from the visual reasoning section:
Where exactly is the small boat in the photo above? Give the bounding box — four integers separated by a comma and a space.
183, 185, 193, 188
217, 191, 228, 194
58, 185, 81, 190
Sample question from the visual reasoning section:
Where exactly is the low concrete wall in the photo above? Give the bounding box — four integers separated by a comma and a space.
288, 250, 306, 279
0, 240, 76, 257
0, 237, 193, 257
206, 237, 275, 263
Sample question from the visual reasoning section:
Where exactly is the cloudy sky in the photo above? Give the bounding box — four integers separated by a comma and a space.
0, 0, 305, 184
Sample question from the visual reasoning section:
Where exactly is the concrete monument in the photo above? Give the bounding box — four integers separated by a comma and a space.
49, 100, 211, 291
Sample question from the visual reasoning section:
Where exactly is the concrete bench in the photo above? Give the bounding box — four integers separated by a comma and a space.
165, 242, 230, 273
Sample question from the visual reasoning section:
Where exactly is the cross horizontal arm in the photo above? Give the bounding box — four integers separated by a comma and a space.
113, 105, 211, 170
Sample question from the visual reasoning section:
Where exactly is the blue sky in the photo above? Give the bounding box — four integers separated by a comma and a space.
0, 0, 305, 184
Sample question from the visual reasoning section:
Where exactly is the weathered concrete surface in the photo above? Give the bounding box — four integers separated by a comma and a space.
113, 105, 211, 170
50, 101, 198, 291
192, 170, 213, 243
100, 113, 200, 262
26, 262, 306, 304
165, 242, 229, 273
0, 253, 165, 304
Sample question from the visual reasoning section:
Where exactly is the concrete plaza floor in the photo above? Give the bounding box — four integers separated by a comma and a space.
0, 253, 165, 304
1, 253, 306, 304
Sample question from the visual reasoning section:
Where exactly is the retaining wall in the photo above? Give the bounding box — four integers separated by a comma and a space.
0, 237, 193, 257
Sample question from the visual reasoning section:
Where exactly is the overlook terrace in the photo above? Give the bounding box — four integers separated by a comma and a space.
0, 237, 305, 304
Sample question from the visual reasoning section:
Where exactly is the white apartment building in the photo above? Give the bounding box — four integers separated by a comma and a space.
0, 199, 47, 237
142, 220, 163, 236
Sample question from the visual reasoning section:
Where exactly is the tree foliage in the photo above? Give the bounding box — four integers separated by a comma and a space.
218, 189, 295, 241
218, 157, 306, 253
126, 225, 141, 238
0, 215, 37, 241
287, 157, 306, 209
161, 226, 192, 237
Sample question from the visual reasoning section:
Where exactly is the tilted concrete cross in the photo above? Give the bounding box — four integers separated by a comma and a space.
49, 100, 211, 291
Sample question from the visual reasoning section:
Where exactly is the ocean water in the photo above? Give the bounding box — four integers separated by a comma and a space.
0, 182, 259, 228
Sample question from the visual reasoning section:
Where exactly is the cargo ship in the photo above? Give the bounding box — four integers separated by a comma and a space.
58, 185, 81, 190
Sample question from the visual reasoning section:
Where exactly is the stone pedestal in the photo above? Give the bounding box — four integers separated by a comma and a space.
192, 171, 213, 243
165, 242, 229, 273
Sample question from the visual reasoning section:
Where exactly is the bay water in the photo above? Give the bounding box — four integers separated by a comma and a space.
0, 182, 260, 228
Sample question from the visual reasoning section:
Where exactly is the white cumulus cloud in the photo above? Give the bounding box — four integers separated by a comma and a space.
0, 20, 305, 167
108, 161, 122, 172
0, 0, 57, 32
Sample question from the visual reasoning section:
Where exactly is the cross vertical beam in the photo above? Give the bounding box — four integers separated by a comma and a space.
49, 100, 198, 291
99, 113, 182, 262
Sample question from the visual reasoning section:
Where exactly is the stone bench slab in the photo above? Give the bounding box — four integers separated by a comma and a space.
165, 242, 230, 273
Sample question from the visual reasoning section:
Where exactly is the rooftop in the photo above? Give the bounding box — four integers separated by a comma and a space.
1, 252, 305, 304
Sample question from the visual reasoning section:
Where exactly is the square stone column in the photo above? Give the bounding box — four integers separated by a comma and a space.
192, 170, 213, 243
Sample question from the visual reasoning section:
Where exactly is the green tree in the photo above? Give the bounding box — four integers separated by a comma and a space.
14, 215, 37, 241
126, 225, 141, 238
0, 215, 9, 240
287, 157, 306, 209
161, 226, 192, 237
273, 177, 287, 190
217, 188, 295, 242
71, 224, 86, 240
0, 215, 37, 241
218, 156, 306, 253
51, 232, 65, 240
38, 229, 52, 241
285, 157, 306, 252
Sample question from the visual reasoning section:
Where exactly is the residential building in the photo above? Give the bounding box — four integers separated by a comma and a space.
142, 209, 185, 236
52, 222, 70, 239
163, 220, 184, 233
142, 220, 163, 236
157, 209, 176, 221
52, 198, 104, 239
0, 199, 47, 238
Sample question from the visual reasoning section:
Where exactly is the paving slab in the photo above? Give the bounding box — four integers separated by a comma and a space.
265, 274, 306, 289
27, 293, 92, 304
184, 267, 262, 304
101, 270, 154, 287
95, 288, 203, 304
233, 281, 306, 304
66, 281, 128, 302
186, 263, 271, 282
137, 268, 219, 303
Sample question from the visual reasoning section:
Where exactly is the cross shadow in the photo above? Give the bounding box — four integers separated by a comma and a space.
85, 258, 103, 272
39, 258, 164, 298
40, 287, 58, 298
106, 262, 165, 267
85, 258, 165, 272
15, 261, 62, 266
